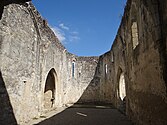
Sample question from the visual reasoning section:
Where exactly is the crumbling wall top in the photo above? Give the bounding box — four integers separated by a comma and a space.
1, 0, 31, 6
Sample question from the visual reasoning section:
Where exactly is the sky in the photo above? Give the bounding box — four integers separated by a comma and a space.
32, 0, 127, 56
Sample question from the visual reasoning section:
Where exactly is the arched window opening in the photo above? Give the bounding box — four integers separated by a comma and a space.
119, 73, 126, 101
111, 51, 114, 63
72, 61, 75, 78
105, 64, 108, 75
132, 22, 139, 49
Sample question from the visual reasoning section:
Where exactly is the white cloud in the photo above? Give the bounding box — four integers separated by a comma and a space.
71, 31, 79, 35
50, 24, 80, 44
51, 27, 66, 43
69, 31, 80, 42
59, 23, 69, 31
69, 36, 80, 42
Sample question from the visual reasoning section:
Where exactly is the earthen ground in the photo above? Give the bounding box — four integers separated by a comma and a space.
36, 105, 133, 125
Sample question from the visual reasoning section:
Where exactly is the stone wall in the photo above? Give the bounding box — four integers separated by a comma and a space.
123, 0, 167, 124
0, 2, 98, 124
77, 33, 126, 109
63, 55, 98, 104
0, 0, 167, 125
77, 0, 167, 124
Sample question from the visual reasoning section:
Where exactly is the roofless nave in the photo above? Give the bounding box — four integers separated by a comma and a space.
0, 0, 167, 125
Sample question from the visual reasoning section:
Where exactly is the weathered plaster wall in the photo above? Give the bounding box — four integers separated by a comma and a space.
78, 0, 167, 124
63, 55, 98, 104
0, 3, 41, 123
122, 0, 167, 124
77, 36, 126, 109
0, 2, 98, 124
0, 0, 167, 125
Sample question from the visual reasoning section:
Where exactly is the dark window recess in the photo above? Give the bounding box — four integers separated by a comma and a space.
72, 62, 75, 77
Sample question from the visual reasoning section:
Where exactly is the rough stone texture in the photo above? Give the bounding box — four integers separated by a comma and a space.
76, 0, 167, 124
0, 0, 167, 125
0, 2, 98, 124
122, 1, 167, 125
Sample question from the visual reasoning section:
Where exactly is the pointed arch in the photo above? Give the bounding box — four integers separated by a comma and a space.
44, 68, 58, 110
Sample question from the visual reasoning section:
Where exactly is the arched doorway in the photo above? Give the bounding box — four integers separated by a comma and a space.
44, 68, 57, 110
119, 72, 126, 101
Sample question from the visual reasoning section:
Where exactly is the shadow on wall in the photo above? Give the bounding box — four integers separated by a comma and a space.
0, 71, 17, 125
75, 60, 102, 105
75, 55, 127, 115
0, 4, 4, 20
75, 59, 113, 106
75, 55, 113, 105
76, 79, 101, 105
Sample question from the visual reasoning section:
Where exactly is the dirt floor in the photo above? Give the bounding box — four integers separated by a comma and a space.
36, 105, 133, 125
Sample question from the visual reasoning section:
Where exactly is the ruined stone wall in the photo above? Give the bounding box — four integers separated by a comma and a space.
0, 2, 98, 124
84, 0, 167, 124
63, 55, 98, 104
0, 0, 167, 125
77, 52, 115, 104
77, 35, 126, 108
77, 0, 167, 124
123, 0, 167, 124
0, 3, 41, 123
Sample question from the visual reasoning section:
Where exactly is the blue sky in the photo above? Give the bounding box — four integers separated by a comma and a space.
32, 0, 127, 56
